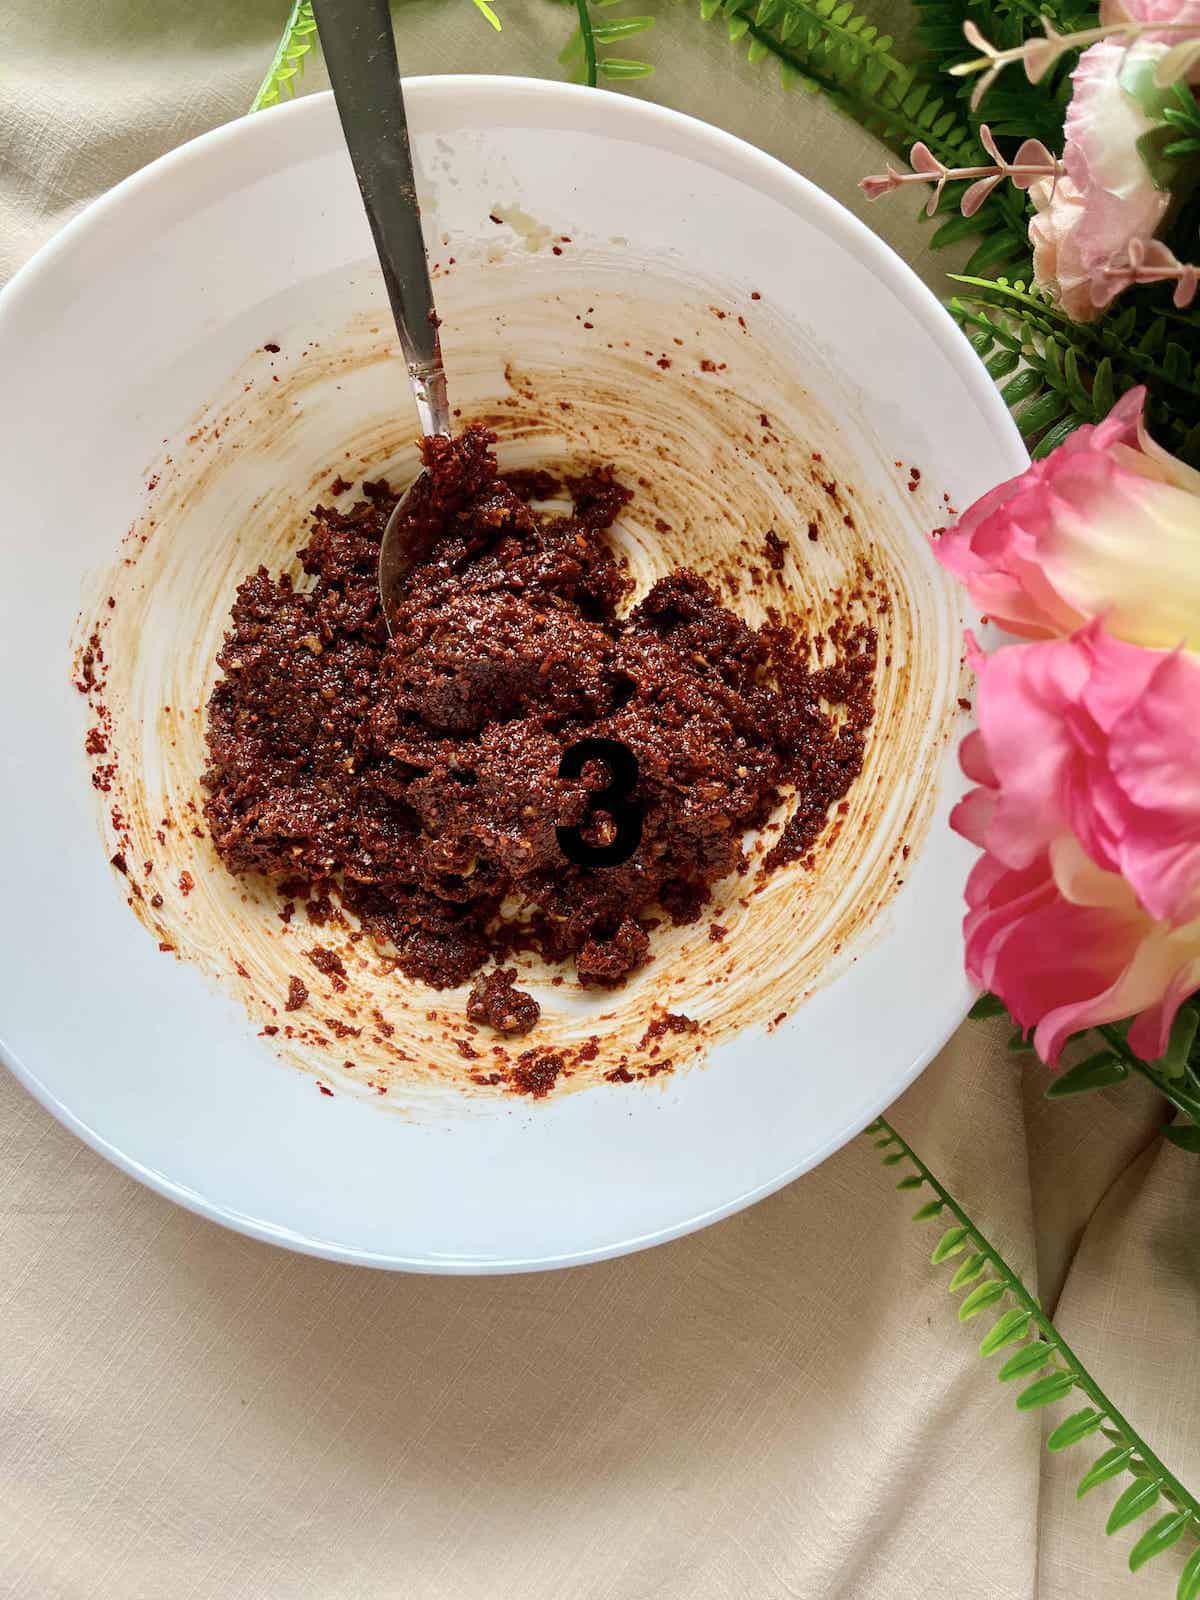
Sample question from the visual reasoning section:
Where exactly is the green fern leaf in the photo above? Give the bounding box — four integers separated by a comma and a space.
1032, 415, 1086, 456
861, 57, 889, 94
963, 232, 1027, 276
1129, 1512, 1192, 1573
1107, 1477, 1162, 1535
980, 1308, 1032, 1356
593, 15, 654, 39
953, 1254, 992, 1292
1046, 1408, 1106, 1452
1091, 355, 1116, 415
598, 57, 654, 76
1042, 338, 1066, 390
948, 1252, 988, 1291
1178, 1544, 1200, 1600
986, 349, 1021, 380
998, 1341, 1055, 1382
913, 1199, 945, 1221
1017, 1370, 1077, 1410
1078, 1446, 1137, 1498
931, 212, 993, 250
1166, 343, 1191, 384
1001, 369, 1044, 408
1045, 1052, 1128, 1098
1140, 319, 1168, 356
1019, 390, 1070, 438
959, 1280, 1006, 1322
1062, 346, 1092, 411
968, 992, 1007, 1021
931, 1226, 970, 1264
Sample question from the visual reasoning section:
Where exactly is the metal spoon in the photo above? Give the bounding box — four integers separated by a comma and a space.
312, 0, 450, 631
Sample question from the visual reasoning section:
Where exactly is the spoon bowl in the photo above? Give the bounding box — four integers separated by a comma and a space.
377, 366, 451, 630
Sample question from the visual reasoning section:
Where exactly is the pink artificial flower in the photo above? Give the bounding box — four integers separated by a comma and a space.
955, 626, 1200, 1063
1030, 40, 1171, 319
1100, 0, 1200, 42
1029, 174, 1107, 322
935, 387, 1200, 650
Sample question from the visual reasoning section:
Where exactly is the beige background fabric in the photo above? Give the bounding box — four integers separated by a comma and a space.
2, 3, 1198, 1596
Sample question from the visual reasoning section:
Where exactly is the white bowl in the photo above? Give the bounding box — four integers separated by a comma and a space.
0, 79, 1024, 1271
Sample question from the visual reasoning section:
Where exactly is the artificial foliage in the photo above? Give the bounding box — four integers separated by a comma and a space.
557, 0, 656, 84
252, 0, 318, 111
866, 1117, 1200, 1593
701, 0, 1200, 463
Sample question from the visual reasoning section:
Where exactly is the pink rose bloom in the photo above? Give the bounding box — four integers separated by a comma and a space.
1030, 40, 1170, 318
956, 626, 1200, 1063
935, 387, 1200, 650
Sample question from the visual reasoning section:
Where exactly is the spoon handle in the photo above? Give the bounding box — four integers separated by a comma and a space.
312, 0, 450, 437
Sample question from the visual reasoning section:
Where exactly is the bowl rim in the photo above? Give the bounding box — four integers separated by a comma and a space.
0, 77, 1026, 1272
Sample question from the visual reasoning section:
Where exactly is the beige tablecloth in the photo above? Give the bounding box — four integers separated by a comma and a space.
2, 3, 1198, 1596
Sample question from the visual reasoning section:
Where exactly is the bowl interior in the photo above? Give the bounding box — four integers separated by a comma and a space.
0, 80, 1024, 1270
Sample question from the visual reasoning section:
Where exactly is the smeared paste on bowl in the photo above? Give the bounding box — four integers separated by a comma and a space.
72, 254, 960, 1111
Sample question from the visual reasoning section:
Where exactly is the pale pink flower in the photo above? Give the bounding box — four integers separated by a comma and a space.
1099, 0, 1200, 41
935, 387, 1200, 651
1029, 173, 1105, 321
956, 627, 1200, 1063
1030, 40, 1171, 318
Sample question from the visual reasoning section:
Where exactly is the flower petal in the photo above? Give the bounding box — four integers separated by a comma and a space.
972, 638, 1088, 867
1127, 949, 1200, 1058
1106, 648, 1200, 923
960, 729, 998, 787
951, 785, 995, 848
965, 843, 1148, 1062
